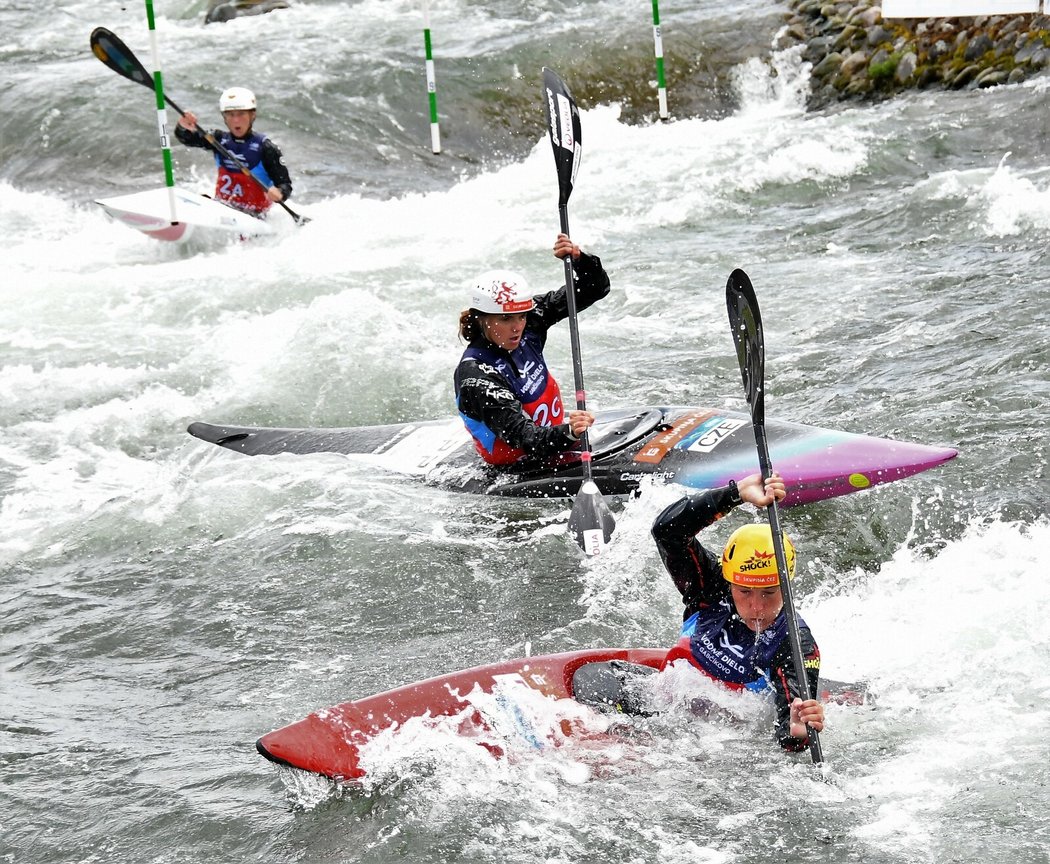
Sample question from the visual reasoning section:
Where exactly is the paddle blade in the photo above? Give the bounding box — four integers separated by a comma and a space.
725, 268, 765, 427
90, 28, 153, 89
542, 67, 582, 208
568, 480, 616, 556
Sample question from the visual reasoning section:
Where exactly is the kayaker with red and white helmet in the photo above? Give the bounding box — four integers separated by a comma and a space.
174, 86, 293, 216
454, 233, 610, 467
652, 472, 826, 751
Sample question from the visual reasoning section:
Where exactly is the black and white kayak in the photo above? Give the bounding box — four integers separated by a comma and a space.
187, 405, 957, 506
95, 186, 274, 242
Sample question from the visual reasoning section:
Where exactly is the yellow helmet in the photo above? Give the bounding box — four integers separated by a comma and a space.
721, 524, 795, 588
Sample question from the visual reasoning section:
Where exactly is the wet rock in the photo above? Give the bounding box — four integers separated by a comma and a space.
812, 51, 844, 78
964, 33, 994, 60
975, 68, 1010, 86
205, 0, 289, 25
833, 24, 862, 51
783, 0, 1050, 109
803, 35, 833, 63
895, 51, 918, 83
840, 49, 870, 77
947, 64, 981, 88
927, 39, 950, 62
867, 25, 895, 46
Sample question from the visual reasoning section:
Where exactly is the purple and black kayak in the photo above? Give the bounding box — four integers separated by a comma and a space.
187, 405, 957, 506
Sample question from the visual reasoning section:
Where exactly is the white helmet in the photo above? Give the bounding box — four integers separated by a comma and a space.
219, 87, 257, 112
467, 271, 534, 315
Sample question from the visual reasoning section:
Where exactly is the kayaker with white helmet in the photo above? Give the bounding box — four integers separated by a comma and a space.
454, 233, 610, 466
174, 86, 293, 216
652, 472, 826, 751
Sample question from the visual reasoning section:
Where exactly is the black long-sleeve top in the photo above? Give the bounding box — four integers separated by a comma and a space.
174, 124, 293, 201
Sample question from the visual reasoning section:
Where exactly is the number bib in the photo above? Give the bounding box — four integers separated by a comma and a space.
461, 331, 565, 464
212, 131, 273, 215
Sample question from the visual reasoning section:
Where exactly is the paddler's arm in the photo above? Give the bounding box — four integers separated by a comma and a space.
456, 362, 579, 457
651, 483, 741, 616
530, 237, 611, 331
566, 249, 610, 312
769, 634, 823, 751
174, 112, 212, 150
652, 473, 784, 615
260, 138, 292, 202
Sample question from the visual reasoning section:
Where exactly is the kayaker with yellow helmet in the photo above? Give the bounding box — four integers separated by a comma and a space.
174, 86, 293, 216
454, 233, 610, 466
652, 472, 825, 751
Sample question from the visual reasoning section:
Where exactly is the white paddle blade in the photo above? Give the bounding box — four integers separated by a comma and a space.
568, 480, 616, 556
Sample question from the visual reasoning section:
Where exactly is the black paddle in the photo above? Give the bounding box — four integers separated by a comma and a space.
541, 66, 615, 557
725, 268, 824, 764
89, 26, 309, 226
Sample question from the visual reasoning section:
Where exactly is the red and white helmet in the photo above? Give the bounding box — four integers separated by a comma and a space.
467, 271, 534, 315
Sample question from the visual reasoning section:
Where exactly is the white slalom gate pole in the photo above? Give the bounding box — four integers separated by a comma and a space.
143, 0, 178, 223
422, 0, 441, 153
651, 0, 668, 120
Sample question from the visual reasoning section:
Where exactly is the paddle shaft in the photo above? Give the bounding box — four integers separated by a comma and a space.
558, 206, 596, 477
542, 65, 614, 553
752, 423, 824, 762
726, 269, 822, 762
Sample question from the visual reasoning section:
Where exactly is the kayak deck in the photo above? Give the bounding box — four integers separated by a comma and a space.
95, 186, 274, 241
188, 405, 958, 505
256, 647, 870, 781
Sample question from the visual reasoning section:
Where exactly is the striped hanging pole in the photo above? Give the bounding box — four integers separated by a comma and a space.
651, 0, 668, 120
143, 0, 178, 222
422, 0, 441, 153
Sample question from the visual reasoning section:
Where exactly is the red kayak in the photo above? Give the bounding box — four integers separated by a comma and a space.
257, 647, 867, 781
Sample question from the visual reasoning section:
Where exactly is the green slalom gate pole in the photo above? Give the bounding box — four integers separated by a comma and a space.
144, 0, 178, 222
422, 0, 441, 153
651, 0, 668, 120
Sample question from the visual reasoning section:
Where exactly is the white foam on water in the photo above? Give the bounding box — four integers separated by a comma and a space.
812, 517, 1050, 857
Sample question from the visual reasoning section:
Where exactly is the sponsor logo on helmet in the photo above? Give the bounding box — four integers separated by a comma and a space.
492, 280, 532, 313
727, 549, 782, 587
737, 550, 775, 572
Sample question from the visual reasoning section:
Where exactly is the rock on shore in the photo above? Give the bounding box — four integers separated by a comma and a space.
777, 1, 1050, 108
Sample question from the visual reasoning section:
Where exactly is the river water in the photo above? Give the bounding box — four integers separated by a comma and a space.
2, 1, 1049, 862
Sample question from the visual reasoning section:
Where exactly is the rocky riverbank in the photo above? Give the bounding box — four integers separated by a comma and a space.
776, 1, 1050, 109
